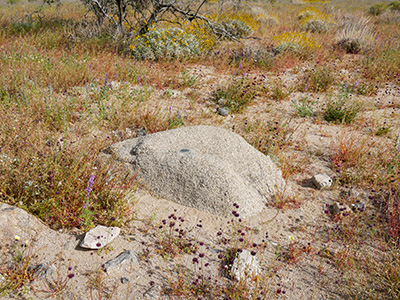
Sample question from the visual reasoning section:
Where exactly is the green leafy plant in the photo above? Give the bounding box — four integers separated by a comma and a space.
292, 96, 315, 117
324, 85, 361, 124
213, 74, 258, 113
179, 68, 198, 88
168, 108, 186, 129
298, 66, 336, 93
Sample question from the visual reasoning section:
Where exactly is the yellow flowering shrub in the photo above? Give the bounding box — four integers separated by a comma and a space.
184, 20, 215, 50
298, 7, 334, 33
273, 31, 321, 56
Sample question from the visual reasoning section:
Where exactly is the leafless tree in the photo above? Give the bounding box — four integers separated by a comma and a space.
81, 0, 247, 40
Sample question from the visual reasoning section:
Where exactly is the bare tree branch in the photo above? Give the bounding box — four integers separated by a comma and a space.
90, 0, 119, 28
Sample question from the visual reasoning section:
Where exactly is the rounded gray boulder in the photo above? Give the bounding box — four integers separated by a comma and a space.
106, 126, 287, 218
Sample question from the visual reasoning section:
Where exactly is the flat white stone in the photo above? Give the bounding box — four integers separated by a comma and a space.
80, 225, 120, 249
231, 249, 261, 281
312, 173, 332, 190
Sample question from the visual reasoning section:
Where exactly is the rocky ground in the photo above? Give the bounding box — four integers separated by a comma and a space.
1, 56, 399, 300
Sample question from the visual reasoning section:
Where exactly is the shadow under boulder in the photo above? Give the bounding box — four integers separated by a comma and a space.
106, 126, 288, 219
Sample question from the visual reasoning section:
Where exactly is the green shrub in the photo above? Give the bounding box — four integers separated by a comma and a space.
389, 1, 400, 11
303, 18, 330, 33
298, 67, 335, 93
218, 19, 254, 38
213, 75, 258, 113
292, 96, 315, 117
369, 3, 388, 16
324, 87, 361, 124
130, 27, 201, 60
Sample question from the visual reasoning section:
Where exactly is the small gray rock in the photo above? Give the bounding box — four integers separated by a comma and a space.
121, 277, 129, 284
63, 240, 76, 251
103, 250, 138, 272
80, 225, 120, 249
351, 202, 366, 212
332, 202, 352, 216
136, 128, 147, 137
217, 98, 227, 106
217, 107, 230, 116
144, 284, 161, 300
348, 188, 366, 200
231, 249, 260, 281
0, 273, 5, 284
27, 263, 55, 278
312, 174, 332, 190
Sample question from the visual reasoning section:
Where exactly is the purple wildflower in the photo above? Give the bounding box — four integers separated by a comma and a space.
103, 74, 108, 86
86, 174, 95, 197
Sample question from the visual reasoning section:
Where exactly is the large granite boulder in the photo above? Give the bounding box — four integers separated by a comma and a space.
106, 126, 287, 218
0, 202, 50, 244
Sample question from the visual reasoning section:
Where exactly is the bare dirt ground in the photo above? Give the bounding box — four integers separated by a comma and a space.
2, 56, 399, 300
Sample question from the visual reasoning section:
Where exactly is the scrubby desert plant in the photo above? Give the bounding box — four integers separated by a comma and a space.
130, 27, 202, 61
324, 86, 362, 124
298, 7, 334, 33
389, 1, 400, 11
217, 19, 254, 38
273, 31, 321, 57
212, 73, 264, 113
298, 65, 336, 93
292, 96, 315, 118
369, 3, 388, 16
335, 14, 375, 54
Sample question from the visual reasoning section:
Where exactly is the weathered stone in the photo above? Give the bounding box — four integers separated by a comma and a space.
0, 203, 49, 245
121, 277, 129, 284
80, 225, 120, 249
103, 250, 138, 272
217, 107, 230, 116
63, 240, 77, 251
143, 284, 161, 300
106, 126, 287, 218
231, 249, 261, 281
312, 174, 332, 190
351, 201, 366, 212
348, 188, 367, 201
28, 263, 55, 278
332, 202, 352, 216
